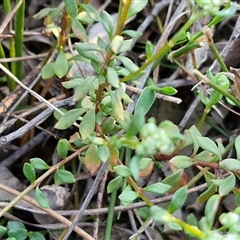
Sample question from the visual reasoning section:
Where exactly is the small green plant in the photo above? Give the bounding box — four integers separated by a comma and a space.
30, 0, 240, 238
0, 221, 45, 240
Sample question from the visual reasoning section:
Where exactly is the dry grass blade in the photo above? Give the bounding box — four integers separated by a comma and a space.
0, 0, 23, 35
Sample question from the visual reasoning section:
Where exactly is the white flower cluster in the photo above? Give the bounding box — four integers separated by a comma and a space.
136, 120, 176, 156
196, 0, 225, 15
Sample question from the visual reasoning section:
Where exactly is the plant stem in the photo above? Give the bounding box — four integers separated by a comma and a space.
96, 0, 133, 111
117, 159, 153, 207
203, 26, 228, 72
0, 183, 94, 240
174, 217, 206, 239
0, 145, 88, 218
121, 3, 231, 84
3, 0, 16, 90
127, 176, 154, 207
83, 0, 90, 4
190, 2, 231, 42
197, 108, 210, 130
104, 0, 132, 65
205, 117, 230, 138
194, 69, 240, 108
104, 176, 118, 240
121, 11, 205, 83
14, 0, 25, 81
194, 68, 240, 129
59, 11, 70, 49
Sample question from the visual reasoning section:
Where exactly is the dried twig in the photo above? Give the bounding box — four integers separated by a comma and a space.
0, 63, 65, 116
0, 94, 65, 133
0, 183, 94, 240
0, 97, 75, 146
0, 53, 47, 63
93, 169, 108, 239
62, 162, 108, 240
2, 131, 49, 167
0, 183, 207, 217
0, 1, 23, 35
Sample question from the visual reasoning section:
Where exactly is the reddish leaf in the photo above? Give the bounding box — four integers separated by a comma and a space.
84, 144, 101, 174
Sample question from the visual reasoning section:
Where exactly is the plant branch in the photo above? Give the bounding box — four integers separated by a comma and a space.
14, 0, 25, 81
174, 217, 206, 239
0, 183, 94, 240
117, 159, 154, 207
62, 162, 108, 240
0, 146, 88, 218
193, 69, 240, 108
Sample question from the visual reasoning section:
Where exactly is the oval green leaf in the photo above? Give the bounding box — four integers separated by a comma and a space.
189, 125, 201, 155
126, 106, 145, 136
197, 183, 216, 203
143, 182, 170, 195
30, 158, 49, 170
101, 11, 114, 40
168, 186, 188, 213
33, 7, 52, 19
23, 163, 36, 183
75, 42, 101, 52
139, 157, 152, 171
110, 90, 124, 120
64, 0, 78, 17
119, 190, 138, 203
221, 158, 240, 171
145, 40, 154, 59
122, 30, 142, 38
107, 67, 119, 88
204, 194, 221, 230
57, 139, 69, 159
117, 56, 139, 73
35, 187, 50, 208
110, 35, 123, 54
127, 0, 148, 19
79, 3, 101, 21
135, 86, 156, 116
55, 108, 86, 130
62, 78, 83, 89
7, 221, 27, 239
73, 76, 96, 101
159, 86, 178, 95
119, 39, 133, 55
102, 117, 115, 133
97, 145, 110, 162
41, 62, 55, 79
162, 169, 183, 192
107, 176, 122, 193
235, 135, 240, 160
71, 17, 88, 42
28, 232, 46, 240
150, 206, 173, 223
0, 226, 6, 237
170, 156, 193, 169
79, 106, 96, 140
197, 136, 221, 160
54, 51, 68, 78
114, 165, 131, 177
212, 173, 236, 196
54, 169, 75, 185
